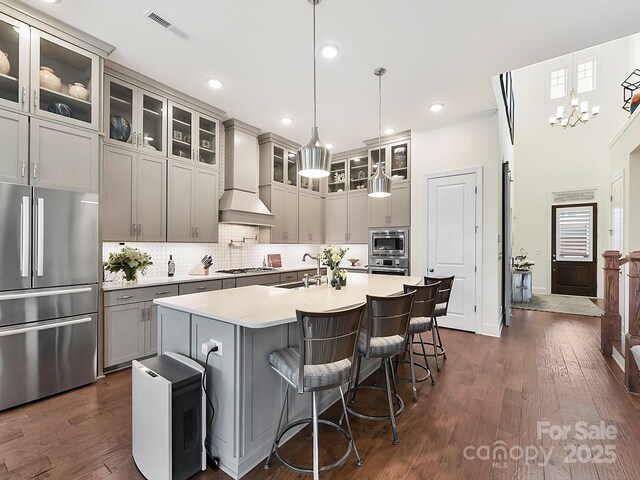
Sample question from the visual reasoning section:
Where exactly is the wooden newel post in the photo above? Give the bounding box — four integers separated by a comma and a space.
625, 251, 640, 393
601, 250, 626, 356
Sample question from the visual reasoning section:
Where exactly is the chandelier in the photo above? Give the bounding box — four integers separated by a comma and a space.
549, 89, 600, 128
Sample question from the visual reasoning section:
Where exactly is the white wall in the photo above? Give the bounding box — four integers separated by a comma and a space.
512, 37, 633, 297
410, 112, 502, 337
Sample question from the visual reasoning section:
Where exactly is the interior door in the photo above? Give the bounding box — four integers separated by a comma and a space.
426, 173, 477, 332
502, 162, 512, 326
0, 182, 31, 291
33, 188, 99, 288
551, 203, 597, 297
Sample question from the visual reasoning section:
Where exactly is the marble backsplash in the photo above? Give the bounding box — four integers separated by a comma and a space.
103, 224, 368, 280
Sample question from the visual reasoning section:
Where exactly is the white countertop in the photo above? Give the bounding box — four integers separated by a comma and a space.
154, 273, 421, 329
102, 265, 323, 291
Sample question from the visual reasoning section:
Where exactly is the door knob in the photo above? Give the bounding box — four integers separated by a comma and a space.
429, 268, 434, 273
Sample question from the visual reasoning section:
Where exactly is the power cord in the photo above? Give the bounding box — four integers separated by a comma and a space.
202, 346, 220, 470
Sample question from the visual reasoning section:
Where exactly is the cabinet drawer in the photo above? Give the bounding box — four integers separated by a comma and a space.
179, 280, 222, 295
222, 279, 236, 289
280, 272, 298, 283
104, 285, 179, 307
236, 274, 281, 287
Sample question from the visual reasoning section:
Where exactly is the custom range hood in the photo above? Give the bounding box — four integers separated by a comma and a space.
219, 119, 275, 226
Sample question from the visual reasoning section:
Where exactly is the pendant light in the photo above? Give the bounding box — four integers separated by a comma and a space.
368, 67, 391, 197
297, 0, 331, 179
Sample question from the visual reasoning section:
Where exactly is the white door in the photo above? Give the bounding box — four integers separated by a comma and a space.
426, 173, 477, 332
611, 175, 625, 335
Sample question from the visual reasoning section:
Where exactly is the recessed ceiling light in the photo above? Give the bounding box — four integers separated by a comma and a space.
207, 78, 223, 89
321, 45, 339, 59
325, 143, 334, 150
280, 117, 293, 125
383, 128, 395, 135
430, 103, 444, 112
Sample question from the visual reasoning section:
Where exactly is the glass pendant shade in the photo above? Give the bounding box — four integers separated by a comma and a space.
297, 127, 331, 178
368, 163, 391, 197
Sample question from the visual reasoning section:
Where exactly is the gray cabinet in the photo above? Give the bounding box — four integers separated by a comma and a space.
0, 109, 28, 184
347, 191, 369, 243
324, 191, 368, 244
168, 102, 219, 169
102, 145, 166, 241
299, 191, 323, 244
0, 13, 29, 113
178, 280, 222, 295
369, 182, 411, 228
259, 185, 298, 243
30, 118, 98, 193
167, 160, 219, 243
104, 303, 146, 367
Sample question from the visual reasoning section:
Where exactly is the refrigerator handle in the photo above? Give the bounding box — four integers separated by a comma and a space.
20, 196, 30, 278
0, 317, 92, 338
36, 197, 44, 277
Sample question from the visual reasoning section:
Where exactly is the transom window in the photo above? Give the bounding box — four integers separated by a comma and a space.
576, 58, 596, 93
549, 67, 568, 100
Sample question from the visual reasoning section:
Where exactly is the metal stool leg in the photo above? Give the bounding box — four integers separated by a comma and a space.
431, 321, 440, 371
408, 335, 417, 402
434, 318, 447, 360
338, 385, 363, 466
383, 357, 399, 444
264, 389, 288, 469
418, 333, 435, 385
312, 391, 319, 480
349, 354, 362, 403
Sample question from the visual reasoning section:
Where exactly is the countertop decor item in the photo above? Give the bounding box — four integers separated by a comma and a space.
548, 88, 599, 128
48, 102, 73, 118
392, 147, 407, 169
0, 50, 9, 75
368, 68, 392, 197
68, 82, 90, 101
39, 66, 62, 92
320, 245, 349, 288
103, 246, 153, 284
348, 258, 360, 266
513, 248, 535, 271
621, 69, 640, 113
296, 0, 331, 179
110, 115, 132, 142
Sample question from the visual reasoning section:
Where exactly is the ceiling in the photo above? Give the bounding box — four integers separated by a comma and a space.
15, 0, 640, 151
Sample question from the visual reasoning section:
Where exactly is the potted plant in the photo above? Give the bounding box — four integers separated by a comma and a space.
103, 246, 153, 284
319, 245, 349, 288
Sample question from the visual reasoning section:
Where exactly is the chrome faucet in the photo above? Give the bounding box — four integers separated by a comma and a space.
302, 253, 321, 276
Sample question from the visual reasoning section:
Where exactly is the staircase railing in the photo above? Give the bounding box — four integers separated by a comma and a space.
601, 250, 628, 356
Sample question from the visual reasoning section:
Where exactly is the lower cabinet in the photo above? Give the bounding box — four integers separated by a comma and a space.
104, 301, 156, 367
167, 160, 219, 243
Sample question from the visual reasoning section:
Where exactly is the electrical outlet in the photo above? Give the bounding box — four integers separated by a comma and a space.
535, 249, 541, 255
201, 339, 222, 356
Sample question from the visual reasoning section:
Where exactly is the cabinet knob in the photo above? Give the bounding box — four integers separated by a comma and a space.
428, 268, 434, 273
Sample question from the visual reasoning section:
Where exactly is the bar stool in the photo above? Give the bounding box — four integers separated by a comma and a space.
394, 282, 441, 402
264, 303, 366, 480
346, 291, 415, 445
424, 275, 455, 371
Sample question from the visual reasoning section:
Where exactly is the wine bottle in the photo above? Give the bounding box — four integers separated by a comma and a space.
168, 255, 175, 277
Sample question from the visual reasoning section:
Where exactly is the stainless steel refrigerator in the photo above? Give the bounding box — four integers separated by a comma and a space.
0, 182, 99, 411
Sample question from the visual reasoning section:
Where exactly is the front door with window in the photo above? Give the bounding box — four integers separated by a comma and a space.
551, 203, 597, 297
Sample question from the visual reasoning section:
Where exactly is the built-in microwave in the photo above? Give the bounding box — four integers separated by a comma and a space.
369, 228, 409, 259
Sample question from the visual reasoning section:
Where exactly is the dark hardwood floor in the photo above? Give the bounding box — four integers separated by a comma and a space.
2, 308, 640, 480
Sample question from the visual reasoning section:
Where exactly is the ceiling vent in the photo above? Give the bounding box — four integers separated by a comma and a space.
145, 11, 191, 40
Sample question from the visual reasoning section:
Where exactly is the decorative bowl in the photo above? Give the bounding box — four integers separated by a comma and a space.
348, 258, 360, 266
391, 174, 405, 181
0, 50, 10, 75
110, 115, 131, 142
40, 66, 62, 92
68, 82, 90, 101
47, 102, 73, 118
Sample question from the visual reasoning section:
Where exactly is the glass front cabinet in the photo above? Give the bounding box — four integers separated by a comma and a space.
368, 137, 410, 184
0, 14, 100, 130
169, 101, 219, 168
105, 76, 167, 156
326, 149, 368, 195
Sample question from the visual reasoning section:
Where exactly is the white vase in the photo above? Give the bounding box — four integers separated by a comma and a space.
39, 66, 62, 92
0, 50, 9, 75
68, 82, 90, 101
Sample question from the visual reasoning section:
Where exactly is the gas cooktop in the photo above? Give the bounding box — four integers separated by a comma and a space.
215, 267, 276, 274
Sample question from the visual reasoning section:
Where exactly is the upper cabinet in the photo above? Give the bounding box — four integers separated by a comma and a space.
327, 159, 347, 194
0, 14, 100, 130
169, 101, 219, 169
105, 75, 167, 156
368, 135, 411, 183
326, 149, 368, 195
259, 133, 300, 189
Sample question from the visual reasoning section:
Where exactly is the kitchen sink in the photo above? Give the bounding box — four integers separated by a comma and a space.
275, 280, 318, 289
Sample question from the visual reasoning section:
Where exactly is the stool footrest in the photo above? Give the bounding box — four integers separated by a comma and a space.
394, 359, 432, 383
421, 341, 446, 357
346, 384, 404, 420
273, 417, 353, 474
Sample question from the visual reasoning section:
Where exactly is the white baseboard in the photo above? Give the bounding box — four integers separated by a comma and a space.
612, 346, 625, 373
532, 287, 548, 294
479, 320, 503, 337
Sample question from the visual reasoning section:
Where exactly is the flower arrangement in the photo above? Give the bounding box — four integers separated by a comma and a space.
513, 248, 535, 271
103, 246, 153, 283
319, 245, 349, 270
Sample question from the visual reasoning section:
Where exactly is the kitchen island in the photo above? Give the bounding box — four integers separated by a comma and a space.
154, 273, 421, 479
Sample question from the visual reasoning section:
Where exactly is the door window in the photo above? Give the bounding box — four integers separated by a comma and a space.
555, 205, 593, 262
